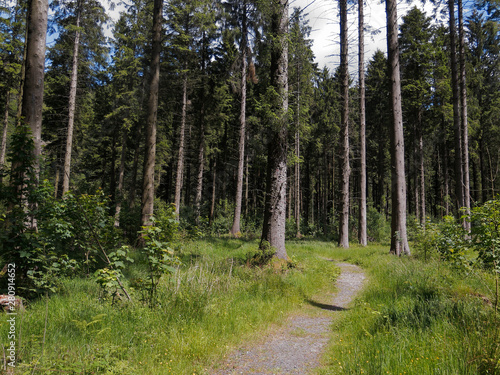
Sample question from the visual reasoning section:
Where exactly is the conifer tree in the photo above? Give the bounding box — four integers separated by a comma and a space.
260, 0, 289, 259
386, 0, 410, 255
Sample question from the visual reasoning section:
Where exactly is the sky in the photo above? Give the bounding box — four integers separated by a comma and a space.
292, 0, 447, 74
100, 0, 448, 79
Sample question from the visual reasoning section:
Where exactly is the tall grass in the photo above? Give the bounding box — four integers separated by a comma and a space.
319, 249, 500, 375
1, 239, 340, 374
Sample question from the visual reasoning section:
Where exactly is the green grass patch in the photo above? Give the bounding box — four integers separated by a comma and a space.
1, 239, 340, 374
319, 247, 500, 375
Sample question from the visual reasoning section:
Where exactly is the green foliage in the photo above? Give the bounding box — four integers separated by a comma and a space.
245, 241, 276, 267
366, 206, 390, 243
94, 246, 134, 303
470, 199, 500, 273
138, 212, 180, 306
1, 239, 339, 374
321, 249, 499, 375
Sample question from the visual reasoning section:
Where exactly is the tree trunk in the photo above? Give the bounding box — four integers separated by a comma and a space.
0, 91, 10, 169
358, 0, 367, 246
21, 0, 49, 178
209, 157, 216, 226
62, 3, 81, 196
386, 0, 410, 256
231, 3, 248, 236
140, 0, 163, 227
194, 110, 205, 223
458, 0, 471, 231
260, 0, 288, 260
449, 0, 464, 213
338, 0, 350, 248
418, 110, 425, 227
114, 131, 127, 227
295, 128, 301, 237
174, 72, 188, 219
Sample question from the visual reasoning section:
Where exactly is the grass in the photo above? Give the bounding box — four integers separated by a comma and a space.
0, 238, 340, 374
2, 239, 498, 374
318, 245, 500, 375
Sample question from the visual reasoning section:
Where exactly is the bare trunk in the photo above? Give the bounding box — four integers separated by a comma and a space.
194, 114, 205, 223
449, 0, 464, 213
231, 4, 248, 236
295, 129, 301, 236
245, 150, 249, 218
294, 53, 301, 236
62, 4, 81, 196
260, 0, 288, 260
358, 0, 367, 246
140, 0, 162, 227
128, 124, 141, 208
338, 0, 350, 248
386, 0, 410, 256
209, 157, 216, 225
174, 73, 188, 219
21, 0, 48, 178
114, 131, 127, 227
418, 113, 425, 227
1, 91, 10, 167
458, 0, 471, 231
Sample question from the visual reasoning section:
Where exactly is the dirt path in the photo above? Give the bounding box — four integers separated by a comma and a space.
211, 262, 365, 375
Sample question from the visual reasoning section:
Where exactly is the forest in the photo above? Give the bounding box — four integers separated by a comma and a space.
0, 0, 500, 373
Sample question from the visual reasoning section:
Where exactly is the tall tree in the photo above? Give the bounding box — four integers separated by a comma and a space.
21, 0, 49, 178
260, 0, 288, 259
288, 7, 315, 238
62, 0, 82, 195
399, 7, 433, 227
338, 0, 350, 248
358, 0, 367, 245
458, 0, 471, 231
230, 0, 249, 236
141, 0, 163, 227
448, 0, 464, 214
386, 0, 410, 255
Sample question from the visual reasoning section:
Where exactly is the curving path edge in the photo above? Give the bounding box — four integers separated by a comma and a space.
210, 262, 366, 375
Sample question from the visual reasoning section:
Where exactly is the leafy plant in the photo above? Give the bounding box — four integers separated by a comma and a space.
139, 216, 180, 306
94, 246, 134, 303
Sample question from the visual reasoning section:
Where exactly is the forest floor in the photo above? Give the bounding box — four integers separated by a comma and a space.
210, 262, 366, 375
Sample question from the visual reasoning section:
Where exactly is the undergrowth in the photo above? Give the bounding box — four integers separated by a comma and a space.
0, 239, 339, 374
319, 249, 500, 375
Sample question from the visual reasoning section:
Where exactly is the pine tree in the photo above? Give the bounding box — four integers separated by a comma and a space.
338, 0, 350, 248
260, 0, 289, 259
141, 0, 163, 227
386, 0, 410, 255
358, 0, 367, 246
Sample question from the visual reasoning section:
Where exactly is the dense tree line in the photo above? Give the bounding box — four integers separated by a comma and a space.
1, 0, 500, 257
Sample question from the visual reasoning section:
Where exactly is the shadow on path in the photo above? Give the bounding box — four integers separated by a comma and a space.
305, 299, 347, 312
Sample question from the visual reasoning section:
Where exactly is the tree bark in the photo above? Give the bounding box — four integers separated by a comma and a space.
1, 91, 10, 167
338, 0, 350, 248
62, 3, 81, 196
449, 0, 464, 213
140, 0, 163, 227
260, 0, 288, 260
114, 131, 127, 227
231, 2, 248, 236
386, 0, 410, 256
194, 109, 205, 223
21, 0, 49, 178
358, 0, 367, 246
174, 72, 188, 219
418, 110, 425, 227
458, 0, 471, 231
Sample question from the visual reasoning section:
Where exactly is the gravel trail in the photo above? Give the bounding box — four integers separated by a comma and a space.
211, 262, 365, 375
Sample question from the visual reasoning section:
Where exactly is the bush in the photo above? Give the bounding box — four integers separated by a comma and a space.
367, 206, 390, 242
